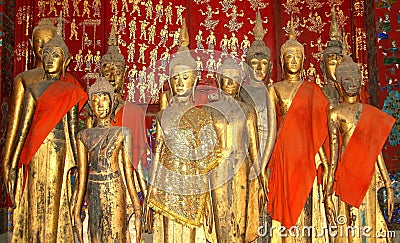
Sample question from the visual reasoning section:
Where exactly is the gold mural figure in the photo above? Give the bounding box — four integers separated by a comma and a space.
69, 19, 79, 40
165, 2, 173, 24
73, 79, 142, 243
175, 5, 186, 25
82, 0, 91, 18
74, 49, 84, 71
8, 33, 87, 243
73, 0, 80, 17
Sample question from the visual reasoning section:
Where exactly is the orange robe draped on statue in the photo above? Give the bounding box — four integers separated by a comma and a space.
335, 104, 395, 208
267, 81, 329, 228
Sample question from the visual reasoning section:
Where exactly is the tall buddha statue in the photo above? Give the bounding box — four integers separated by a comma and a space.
325, 36, 394, 243
320, 7, 343, 109
3, 19, 57, 200
74, 78, 142, 243
239, 11, 277, 242
8, 33, 87, 242
204, 58, 263, 243
267, 16, 329, 242
146, 19, 217, 243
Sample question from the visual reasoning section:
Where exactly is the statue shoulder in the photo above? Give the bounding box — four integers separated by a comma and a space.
15, 67, 45, 87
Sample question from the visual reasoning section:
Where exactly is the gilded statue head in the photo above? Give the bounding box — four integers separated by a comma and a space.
321, 7, 343, 82
88, 77, 116, 121
101, 28, 126, 94
216, 59, 244, 97
246, 11, 272, 82
335, 35, 361, 98
31, 18, 57, 62
280, 16, 304, 78
42, 34, 71, 78
169, 19, 197, 99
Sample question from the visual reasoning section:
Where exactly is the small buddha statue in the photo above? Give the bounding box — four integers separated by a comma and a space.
325, 36, 394, 243
73, 78, 142, 243
9, 33, 87, 242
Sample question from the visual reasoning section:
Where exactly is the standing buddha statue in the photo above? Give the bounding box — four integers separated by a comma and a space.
239, 11, 277, 242
8, 33, 87, 242
267, 16, 329, 242
325, 36, 394, 243
146, 19, 217, 243
74, 78, 142, 243
204, 58, 263, 243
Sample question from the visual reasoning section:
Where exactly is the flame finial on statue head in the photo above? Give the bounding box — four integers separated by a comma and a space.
101, 26, 125, 66
330, 6, 341, 42
281, 14, 303, 57
178, 18, 190, 51
342, 31, 350, 56
57, 11, 63, 37
246, 10, 271, 63
254, 10, 266, 41
169, 18, 196, 72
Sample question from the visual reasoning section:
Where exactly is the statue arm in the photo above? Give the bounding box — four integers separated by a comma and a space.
144, 117, 164, 233
122, 130, 142, 243
325, 111, 340, 226
318, 146, 329, 190
8, 90, 36, 206
73, 135, 88, 243
377, 152, 394, 221
67, 104, 79, 164
262, 88, 277, 171
3, 75, 25, 195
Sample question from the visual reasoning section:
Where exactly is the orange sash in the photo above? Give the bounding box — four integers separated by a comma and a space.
19, 75, 87, 165
267, 81, 329, 228
113, 102, 147, 169
335, 104, 395, 208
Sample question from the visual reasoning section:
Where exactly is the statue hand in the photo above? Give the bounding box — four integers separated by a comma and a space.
386, 185, 394, 222
143, 205, 153, 233
135, 209, 142, 243
73, 211, 84, 243
258, 186, 266, 213
205, 198, 213, 234
325, 196, 336, 227
6, 169, 17, 208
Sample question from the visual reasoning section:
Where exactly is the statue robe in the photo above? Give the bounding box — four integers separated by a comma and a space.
334, 104, 395, 243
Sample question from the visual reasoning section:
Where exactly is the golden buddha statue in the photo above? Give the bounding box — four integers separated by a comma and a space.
267, 16, 329, 242
325, 36, 394, 243
3, 19, 57, 201
239, 11, 277, 242
204, 58, 263, 243
8, 33, 87, 242
73, 78, 142, 243
320, 7, 343, 109
146, 19, 217, 243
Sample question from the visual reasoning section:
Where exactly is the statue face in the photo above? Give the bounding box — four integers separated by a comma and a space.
323, 53, 342, 82
170, 65, 196, 97
101, 62, 125, 93
91, 92, 112, 119
32, 28, 55, 61
283, 47, 303, 75
340, 71, 361, 97
220, 68, 241, 96
249, 57, 270, 82
42, 46, 64, 75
